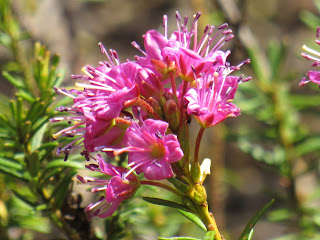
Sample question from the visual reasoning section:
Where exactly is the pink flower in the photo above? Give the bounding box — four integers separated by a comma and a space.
78, 154, 140, 219
185, 59, 250, 128
73, 60, 140, 120
300, 26, 320, 87
51, 44, 140, 158
133, 12, 234, 83
83, 118, 128, 153
117, 119, 184, 180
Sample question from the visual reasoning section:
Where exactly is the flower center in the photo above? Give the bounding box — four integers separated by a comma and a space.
150, 143, 166, 159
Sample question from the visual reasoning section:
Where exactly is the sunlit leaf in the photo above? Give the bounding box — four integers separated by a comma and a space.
143, 197, 191, 212
238, 199, 275, 240
202, 231, 216, 240
177, 209, 207, 231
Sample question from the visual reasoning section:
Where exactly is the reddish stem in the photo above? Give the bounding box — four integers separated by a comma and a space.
194, 127, 205, 165
141, 180, 183, 196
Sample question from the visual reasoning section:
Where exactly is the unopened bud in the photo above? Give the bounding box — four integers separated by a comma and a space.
163, 91, 174, 101
191, 161, 201, 184
193, 184, 207, 205
199, 158, 211, 184
163, 99, 180, 131
148, 97, 164, 119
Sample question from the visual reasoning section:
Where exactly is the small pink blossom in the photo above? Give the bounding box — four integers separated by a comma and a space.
185, 59, 250, 128
73, 60, 140, 120
118, 119, 184, 180
300, 26, 320, 87
133, 12, 234, 83
78, 155, 140, 219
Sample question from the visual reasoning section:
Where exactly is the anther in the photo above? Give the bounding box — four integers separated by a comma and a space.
218, 23, 228, 30
175, 11, 182, 22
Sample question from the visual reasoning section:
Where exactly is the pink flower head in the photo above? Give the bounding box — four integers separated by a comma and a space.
300, 26, 320, 87
51, 44, 139, 158
73, 59, 140, 120
132, 12, 234, 83
185, 59, 251, 128
83, 118, 128, 153
78, 154, 140, 219
116, 119, 184, 180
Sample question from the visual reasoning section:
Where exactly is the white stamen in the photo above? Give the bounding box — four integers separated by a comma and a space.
81, 67, 94, 79
302, 45, 320, 58
75, 82, 115, 92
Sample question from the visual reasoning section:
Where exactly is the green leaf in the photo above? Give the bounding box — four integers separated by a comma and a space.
296, 136, 320, 156
0, 112, 15, 130
159, 237, 201, 240
9, 196, 50, 233
39, 168, 61, 188
16, 97, 23, 126
246, 229, 254, 240
12, 190, 37, 207
238, 199, 275, 240
177, 209, 207, 231
16, 88, 35, 103
52, 69, 66, 88
268, 40, 286, 80
167, 177, 189, 193
202, 231, 216, 240
0, 156, 30, 181
45, 159, 84, 170
143, 197, 191, 212
299, 10, 320, 30
268, 208, 294, 222
28, 151, 40, 177
290, 94, 320, 109
50, 168, 77, 208
2, 70, 24, 88
30, 122, 48, 152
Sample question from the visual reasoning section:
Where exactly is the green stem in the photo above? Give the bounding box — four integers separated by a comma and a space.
187, 184, 222, 240
141, 180, 183, 197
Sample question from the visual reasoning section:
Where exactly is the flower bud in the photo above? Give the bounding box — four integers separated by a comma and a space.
199, 158, 211, 184
191, 161, 201, 184
193, 184, 207, 205
163, 91, 174, 101
163, 99, 180, 131
148, 97, 164, 119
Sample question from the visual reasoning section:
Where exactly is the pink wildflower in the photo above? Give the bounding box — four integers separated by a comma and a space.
113, 119, 184, 180
78, 154, 140, 219
133, 11, 234, 83
300, 26, 320, 87
51, 44, 140, 158
73, 60, 140, 120
185, 59, 250, 128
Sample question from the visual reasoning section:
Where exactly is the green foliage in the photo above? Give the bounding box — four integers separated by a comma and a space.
143, 197, 192, 212
237, 14, 320, 238
238, 199, 275, 240
300, 0, 320, 30
0, 1, 85, 239
176, 209, 207, 232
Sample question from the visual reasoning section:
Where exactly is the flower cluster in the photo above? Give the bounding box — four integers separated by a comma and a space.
300, 26, 320, 86
51, 11, 250, 219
